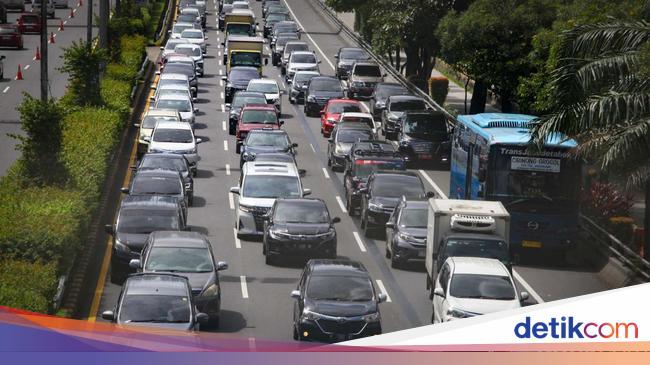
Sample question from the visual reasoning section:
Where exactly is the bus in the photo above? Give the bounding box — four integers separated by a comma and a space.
449, 113, 581, 257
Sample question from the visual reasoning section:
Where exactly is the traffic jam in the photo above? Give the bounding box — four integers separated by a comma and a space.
97, 0, 580, 343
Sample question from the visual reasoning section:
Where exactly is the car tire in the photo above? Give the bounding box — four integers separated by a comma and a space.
109, 269, 123, 285
207, 315, 220, 329
293, 325, 300, 340
281, 67, 286, 76
346, 195, 355, 217
360, 210, 367, 229
192, 169, 197, 177
262, 241, 267, 255
327, 155, 331, 167
188, 193, 194, 206
363, 221, 372, 238
385, 243, 391, 258
229, 127, 235, 136
390, 254, 400, 269
235, 143, 241, 154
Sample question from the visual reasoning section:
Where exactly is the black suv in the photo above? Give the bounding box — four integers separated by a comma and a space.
135, 153, 194, 205
290, 259, 386, 342
359, 171, 434, 237
334, 47, 370, 79
263, 198, 341, 265
395, 110, 451, 167
385, 198, 428, 268
227, 91, 267, 135
381, 95, 427, 139
327, 123, 375, 172
343, 141, 406, 216
304, 76, 344, 117
223, 66, 260, 103
121, 169, 189, 220
370, 83, 409, 119
240, 129, 298, 168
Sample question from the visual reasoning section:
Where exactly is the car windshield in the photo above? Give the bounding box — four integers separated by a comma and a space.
181, 30, 203, 39
285, 44, 308, 54
242, 175, 301, 198
341, 117, 374, 129
277, 36, 299, 47
230, 69, 259, 81
291, 54, 316, 63
241, 110, 277, 124
142, 116, 179, 129
174, 46, 201, 57
248, 82, 279, 93
274, 202, 329, 223
399, 208, 428, 228
338, 129, 374, 143
159, 79, 188, 88
329, 103, 361, 114
159, 89, 189, 99
373, 176, 424, 198
178, 14, 198, 23
132, 176, 182, 195
118, 210, 180, 234
449, 274, 516, 300
163, 64, 194, 76
156, 99, 192, 112
354, 65, 381, 77
153, 128, 193, 143
391, 100, 426, 111
294, 73, 318, 84
403, 117, 447, 136
267, 14, 288, 22
444, 238, 510, 263
340, 49, 369, 60
246, 133, 288, 147
141, 157, 188, 172
173, 24, 193, 34
376, 85, 409, 99
227, 23, 251, 34
233, 96, 267, 108
165, 40, 184, 51
307, 275, 374, 301
118, 294, 190, 323
354, 160, 404, 178
311, 79, 342, 92
231, 52, 262, 66
0, 27, 17, 34
145, 247, 214, 272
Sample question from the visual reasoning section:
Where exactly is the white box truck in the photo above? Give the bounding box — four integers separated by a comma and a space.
425, 199, 511, 298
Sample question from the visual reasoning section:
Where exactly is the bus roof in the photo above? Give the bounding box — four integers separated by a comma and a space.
457, 113, 577, 148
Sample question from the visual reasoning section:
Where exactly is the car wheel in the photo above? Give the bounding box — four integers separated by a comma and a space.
262, 241, 267, 255
235, 144, 241, 154
188, 193, 194, 206
385, 243, 391, 258
192, 169, 197, 177
431, 310, 435, 324
360, 210, 367, 229
327, 155, 331, 167
363, 220, 372, 238
293, 325, 300, 340
109, 269, 123, 285
208, 315, 220, 329
281, 67, 286, 76
346, 195, 355, 217
390, 254, 400, 269
229, 127, 235, 136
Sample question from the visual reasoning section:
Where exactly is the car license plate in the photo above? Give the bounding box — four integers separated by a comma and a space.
419, 154, 432, 160
522, 240, 542, 248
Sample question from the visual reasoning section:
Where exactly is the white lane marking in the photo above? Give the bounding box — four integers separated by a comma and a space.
375, 280, 392, 303
219, 58, 222, 66
63, 20, 67, 25
218, 50, 222, 57
240, 276, 249, 298
310, 144, 316, 153
33, 56, 37, 60
2, 86, 9, 93
219, 69, 223, 75
335, 195, 347, 213
221, 104, 226, 112
228, 192, 235, 210
513, 269, 545, 304
220, 79, 224, 87
24, 64, 30, 70
220, 91, 224, 99
222, 121, 227, 131
233, 228, 241, 249
283, 0, 336, 71
223, 140, 229, 151
248, 337, 256, 351
418, 170, 448, 199
352, 231, 367, 253
225, 163, 231, 175
322, 167, 330, 179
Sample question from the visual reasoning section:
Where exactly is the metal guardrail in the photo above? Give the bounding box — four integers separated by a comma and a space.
155, 0, 176, 43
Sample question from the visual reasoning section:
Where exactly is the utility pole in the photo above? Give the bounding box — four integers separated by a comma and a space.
40, 0, 48, 101
99, 0, 108, 49
86, 0, 93, 45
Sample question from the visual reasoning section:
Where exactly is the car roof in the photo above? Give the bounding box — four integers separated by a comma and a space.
157, 94, 191, 101
120, 195, 181, 210
248, 78, 278, 85
233, 91, 266, 98
125, 274, 190, 296
242, 103, 276, 111
285, 41, 309, 47
174, 22, 195, 27
250, 152, 295, 163
243, 161, 299, 176
372, 170, 419, 178
150, 231, 209, 248
335, 122, 373, 131
340, 112, 373, 119
308, 259, 369, 277
134, 168, 182, 178
230, 66, 260, 72
448, 257, 510, 276
167, 55, 194, 61
153, 121, 192, 130
276, 21, 297, 26
144, 109, 180, 117
175, 43, 200, 49
159, 73, 188, 80
290, 50, 315, 56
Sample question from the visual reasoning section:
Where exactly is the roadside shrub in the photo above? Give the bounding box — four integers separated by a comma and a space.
120, 35, 146, 70
0, 260, 58, 314
105, 63, 138, 82
581, 182, 634, 224
429, 76, 449, 105
101, 78, 132, 123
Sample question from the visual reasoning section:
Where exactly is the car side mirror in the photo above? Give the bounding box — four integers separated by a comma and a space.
426, 191, 436, 198
434, 287, 445, 298
120, 187, 130, 194
221, 76, 228, 81
196, 312, 209, 325
101, 310, 115, 321
279, 120, 285, 125
128, 259, 142, 269
331, 217, 341, 224
104, 224, 114, 234
520, 291, 529, 302
298, 169, 306, 177
385, 222, 395, 229
196, 138, 203, 144
229, 186, 240, 195
217, 261, 229, 271
204, 36, 209, 40
334, 55, 339, 59
291, 143, 298, 148
378, 293, 388, 303
290, 290, 301, 299
143, 136, 151, 142
302, 188, 312, 196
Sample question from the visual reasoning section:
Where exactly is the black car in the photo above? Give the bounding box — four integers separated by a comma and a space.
334, 47, 370, 79
385, 198, 428, 268
290, 259, 386, 342
227, 91, 268, 135
136, 153, 194, 205
304, 76, 345, 117
327, 124, 375, 172
129, 231, 228, 328
122, 169, 189, 219
105, 195, 186, 283
343, 141, 406, 216
381, 95, 427, 139
370, 83, 409, 119
101, 273, 209, 331
359, 171, 435, 237
223, 66, 260, 103
395, 110, 451, 167
240, 129, 298, 167
288, 71, 320, 104
161, 63, 199, 91
272, 32, 299, 66
264, 12, 290, 38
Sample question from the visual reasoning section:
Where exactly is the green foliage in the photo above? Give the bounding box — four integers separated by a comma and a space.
59, 41, 109, 106
105, 62, 137, 81
0, 260, 58, 313
119, 35, 146, 70
101, 78, 132, 123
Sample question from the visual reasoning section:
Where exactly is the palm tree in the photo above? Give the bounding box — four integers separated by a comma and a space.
530, 11, 650, 259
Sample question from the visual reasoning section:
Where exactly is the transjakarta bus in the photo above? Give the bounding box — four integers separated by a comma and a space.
449, 113, 580, 257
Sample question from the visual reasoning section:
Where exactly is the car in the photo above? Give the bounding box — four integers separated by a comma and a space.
285, 51, 320, 82
152, 83, 196, 108
304, 76, 345, 117
101, 273, 209, 331
177, 12, 202, 29
381, 95, 427, 139
173, 43, 204, 76
290, 259, 386, 342
394, 110, 451, 166
181, 5, 205, 28
227, 91, 267, 135
288, 71, 320, 104
271, 21, 300, 43
218, 4, 234, 30
153, 93, 198, 125
327, 124, 375, 172
122, 169, 190, 221
135, 153, 195, 205
16, 12, 40, 33
0, 24, 22, 49
135, 109, 182, 157
385, 198, 428, 268
146, 121, 202, 175
346, 61, 385, 99
431, 257, 528, 323
105, 195, 186, 283
180, 28, 207, 54
161, 39, 187, 60
320, 99, 363, 137
240, 129, 297, 168
343, 141, 405, 216
359, 171, 435, 237
222, 66, 260, 103
170, 22, 195, 39
263, 11, 290, 38
337, 112, 380, 136
235, 103, 283, 153
230, 161, 311, 238
2, 0, 24, 11
335, 47, 370, 79
271, 32, 299, 66
129, 231, 228, 328
263, 198, 340, 265
31, 0, 54, 18
281, 41, 310, 75
370, 82, 410, 119
161, 63, 199, 93
246, 78, 283, 116
154, 72, 196, 98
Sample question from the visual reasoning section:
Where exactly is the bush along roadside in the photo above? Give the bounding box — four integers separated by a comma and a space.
0, 3, 158, 315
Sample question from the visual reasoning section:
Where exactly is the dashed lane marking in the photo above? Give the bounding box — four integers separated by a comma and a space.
2, 86, 9, 93
223, 140, 228, 151
352, 231, 367, 253
375, 280, 392, 302
225, 163, 231, 175
222, 120, 227, 131
228, 192, 235, 210
335, 195, 347, 213
233, 228, 241, 249
240, 276, 249, 298
322, 167, 330, 179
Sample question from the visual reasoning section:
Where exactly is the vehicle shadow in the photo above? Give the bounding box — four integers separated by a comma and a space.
191, 196, 207, 208
195, 169, 214, 178
188, 225, 209, 236
203, 309, 247, 333
193, 122, 208, 129
195, 135, 210, 142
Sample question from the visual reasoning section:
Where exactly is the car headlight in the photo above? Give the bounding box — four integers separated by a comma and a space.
114, 239, 130, 254
307, 95, 316, 102
314, 228, 336, 239
327, 118, 337, 123
301, 309, 322, 321
242, 152, 256, 161
362, 312, 380, 323
201, 283, 220, 297
447, 308, 477, 319
375, 101, 385, 108
351, 81, 364, 87
397, 232, 414, 242
368, 202, 383, 211
269, 228, 289, 239
239, 204, 252, 213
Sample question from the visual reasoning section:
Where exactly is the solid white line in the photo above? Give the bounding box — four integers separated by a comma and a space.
240, 276, 249, 298
352, 231, 367, 253
283, 0, 336, 71
233, 228, 241, 249
513, 269, 545, 304
322, 167, 330, 179
418, 170, 448, 199
335, 195, 347, 213
375, 280, 392, 302
222, 120, 227, 131
220, 92, 224, 99
223, 140, 229, 151
310, 144, 316, 153
248, 337, 256, 351
228, 192, 235, 210
2, 86, 9, 93
225, 163, 231, 175
23, 64, 30, 70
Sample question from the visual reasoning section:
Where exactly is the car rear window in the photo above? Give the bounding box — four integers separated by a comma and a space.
354, 65, 381, 77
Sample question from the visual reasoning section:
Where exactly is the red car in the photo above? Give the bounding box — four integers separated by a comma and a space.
236, 104, 284, 153
0, 24, 23, 49
320, 98, 362, 138
17, 13, 41, 34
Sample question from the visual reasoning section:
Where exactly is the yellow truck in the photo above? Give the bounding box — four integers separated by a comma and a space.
224, 9, 257, 37
223, 35, 268, 75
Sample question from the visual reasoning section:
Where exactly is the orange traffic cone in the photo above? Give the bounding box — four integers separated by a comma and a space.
70, 8, 74, 18
35, 47, 41, 60
16, 65, 23, 80
59, 20, 64, 31
49, 32, 55, 43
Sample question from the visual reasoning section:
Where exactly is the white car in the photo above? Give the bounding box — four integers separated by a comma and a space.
232, 1, 250, 10
180, 29, 208, 54
152, 73, 196, 99
146, 121, 202, 173
170, 22, 196, 39
160, 39, 186, 60
164, 55, 198, 77
174, 43, 204, 76
153, 84, 196, 106
135, 109, 181, 157
282, 43, 310, 76
338, 112, 381, 135
153, 94, 198, 126
432, 257, 528, 323
246, 78, 283, 115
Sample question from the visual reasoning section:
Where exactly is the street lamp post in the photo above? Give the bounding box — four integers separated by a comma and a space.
40, 0, 48, 101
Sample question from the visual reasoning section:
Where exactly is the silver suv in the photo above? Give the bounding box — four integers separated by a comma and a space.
347, 61, 385, 99
285, 51, 320, 83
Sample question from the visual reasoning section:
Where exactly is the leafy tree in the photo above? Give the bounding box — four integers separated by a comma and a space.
59, 41, 109, 106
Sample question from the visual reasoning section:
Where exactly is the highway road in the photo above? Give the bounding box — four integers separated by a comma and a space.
90, 0, 615, 342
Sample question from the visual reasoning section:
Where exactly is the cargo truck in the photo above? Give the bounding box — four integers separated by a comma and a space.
224, 9, 257, 37
223, 35, 267, 75
425, 199, 511, 299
